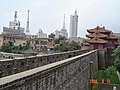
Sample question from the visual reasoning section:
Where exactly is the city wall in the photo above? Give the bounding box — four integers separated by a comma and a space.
0, 50, 98, 90
98, 48, 114, 69
0, 49, 89, 77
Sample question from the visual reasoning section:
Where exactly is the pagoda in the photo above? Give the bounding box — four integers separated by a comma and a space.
86, 26, 119, 50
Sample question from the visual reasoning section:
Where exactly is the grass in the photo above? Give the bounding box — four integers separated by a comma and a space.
96, 66, 120, 84
92, 66, 120, 90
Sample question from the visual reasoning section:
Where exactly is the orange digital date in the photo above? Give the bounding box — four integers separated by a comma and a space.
90, 79, 110, 84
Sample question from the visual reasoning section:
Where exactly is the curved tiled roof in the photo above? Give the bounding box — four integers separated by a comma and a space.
87, 26, 111, 33
86, 33, 107, 38
86, 37, 108, 44
107, 33, 118, 40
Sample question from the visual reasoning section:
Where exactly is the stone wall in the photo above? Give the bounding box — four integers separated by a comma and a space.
0, 50, 98, 90
0, 49, 89, 77
98, 49, 107, 69
98, 48, 114, 69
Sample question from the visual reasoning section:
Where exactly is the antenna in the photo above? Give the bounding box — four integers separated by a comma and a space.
62, 14, 66, 29
26, 10, 30, 34
75, 9, 77, 15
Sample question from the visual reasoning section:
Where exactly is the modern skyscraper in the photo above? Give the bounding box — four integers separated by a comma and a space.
70, 10, 78, 38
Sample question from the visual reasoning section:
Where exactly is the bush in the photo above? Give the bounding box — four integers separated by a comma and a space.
113, 45, 120, 72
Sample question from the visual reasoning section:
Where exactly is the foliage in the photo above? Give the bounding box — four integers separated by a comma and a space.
96, 66, 120, 84
0, 43, 12, 53
113, 45, 120, 72
48, 33, 55, 42
48, 33, 55, 39
54, 36, 66, 44
55, 41, 81, 52
0, 41, 32, 53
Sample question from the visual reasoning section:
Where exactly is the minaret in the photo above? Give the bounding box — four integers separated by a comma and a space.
26, 10, 30, 35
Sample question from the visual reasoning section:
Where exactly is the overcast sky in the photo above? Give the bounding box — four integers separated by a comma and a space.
0, 0, 120, 38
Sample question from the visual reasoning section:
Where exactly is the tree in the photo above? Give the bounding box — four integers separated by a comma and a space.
55, 41, 81, 52
113, 45, 120, 72
0, 41, 32, 54
54, 35, 66, 44
1, 43, 12, 53
48, 33, 55, 39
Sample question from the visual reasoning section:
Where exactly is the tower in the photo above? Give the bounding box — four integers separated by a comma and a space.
9, 11, 21, 30
26, 10, 30, 35
62, 14, 66, 30
14, 11, 17, 22
61, 14, 68, 38
70, 10, 78, 38
55, 14, 68, 38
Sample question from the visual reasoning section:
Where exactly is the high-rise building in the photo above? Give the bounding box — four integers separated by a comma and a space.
70, 10, 78, 38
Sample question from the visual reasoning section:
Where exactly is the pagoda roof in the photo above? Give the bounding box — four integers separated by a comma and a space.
115, 42, 120, 45
107, 33, 118, 40
87, 26, 111, 33
86, 37, 108, 44
86, 32, 107, 38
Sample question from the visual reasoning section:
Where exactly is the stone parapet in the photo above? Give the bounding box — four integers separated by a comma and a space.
0, 49, 89, 77
0, 50, 98, 90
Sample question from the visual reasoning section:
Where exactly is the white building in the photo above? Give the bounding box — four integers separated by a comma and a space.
70, 10, 78, 38
3, 11, 25, 37
55, 14, 68, 38
9, 11, 24, 32
37, 29, 47, 38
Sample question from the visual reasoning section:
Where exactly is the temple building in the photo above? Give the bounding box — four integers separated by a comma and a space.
86, 26, 119, 50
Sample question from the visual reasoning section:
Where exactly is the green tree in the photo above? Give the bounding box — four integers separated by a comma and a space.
55, 41, 81, 52
113, 45, 120, 72
48, 33, 55, 39
1, 43, 12, 53
48, 33, 55, 42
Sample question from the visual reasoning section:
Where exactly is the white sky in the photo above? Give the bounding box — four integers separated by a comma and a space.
0, 0, 120, 38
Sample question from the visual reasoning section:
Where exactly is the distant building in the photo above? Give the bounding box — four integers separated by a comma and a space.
68, 37, 85, 45
86, 26, 120, 50
1, 11, 26, 46
114, 33, 120, 44
37, 29, 47, 38
70, 10, 78, 38
30, 38, 48, 52
9, 11, 24, 31
0, 35, 4, 47
3, 11, 25, 38
55, 14, 68, 38
0, 52, 24, 60
114, 33, 120, 37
